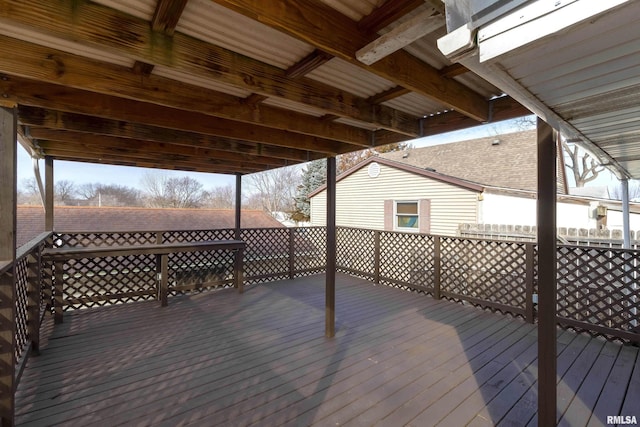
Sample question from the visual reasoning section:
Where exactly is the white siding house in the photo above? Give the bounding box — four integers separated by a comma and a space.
310, 158, 482, 236
309, 157, 640, 237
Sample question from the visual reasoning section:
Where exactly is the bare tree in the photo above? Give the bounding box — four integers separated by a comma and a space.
337, 142, 411, 174
55, 180, 77, 205
563, 142, 605, 187
141, 173, 206, 208
204, 184, 235, 209
77, 183, 143, 207
19, 178, 41, 205
246, 166, 301, 215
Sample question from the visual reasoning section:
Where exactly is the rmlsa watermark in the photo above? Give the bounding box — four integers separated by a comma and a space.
607, 415, 638, 425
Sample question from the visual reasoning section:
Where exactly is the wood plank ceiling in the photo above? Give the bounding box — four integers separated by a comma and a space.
0, 0, 530, 175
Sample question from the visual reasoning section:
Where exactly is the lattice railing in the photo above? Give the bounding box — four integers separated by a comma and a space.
241, 227, 290, 284
293, 227, 326, 277
168, 248, 236, 295
59, 254, 157, 310
336, 227, 375, 279
34, 227, 640, 343
440, 237, 530, 317
557, 245, 640, 340
380, 231, 435, 293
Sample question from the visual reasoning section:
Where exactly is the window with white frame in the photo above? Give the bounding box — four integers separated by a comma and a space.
395, 201, 419, 230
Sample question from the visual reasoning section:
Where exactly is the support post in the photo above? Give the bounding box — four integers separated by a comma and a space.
537, 117, 557, 426
44, 157, 54, 232
622, 179, 630, 249
433, 236, 441, 299
373, 230, 380, 284
326, 157, 336, 338
235, 173, 242, 241
0, 106, 17, 427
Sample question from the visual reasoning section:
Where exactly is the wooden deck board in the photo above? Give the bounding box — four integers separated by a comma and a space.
15, 274, 640, 426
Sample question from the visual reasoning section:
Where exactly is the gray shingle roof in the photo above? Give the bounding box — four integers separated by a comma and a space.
17, 206, 282, 248
381, 129, 566, 192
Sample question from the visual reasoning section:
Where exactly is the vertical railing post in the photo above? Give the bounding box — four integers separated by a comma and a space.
374, 230, 381, 284
155, 231, 164, 244
26, 252, 41, 354
525, 243, 535, 323
0, 105, 17, 426
289, 228, 295, 279
53, 260, 64, 324
234, 248, 244, 293
157, 254, 168, 306
434, 236, 441, 299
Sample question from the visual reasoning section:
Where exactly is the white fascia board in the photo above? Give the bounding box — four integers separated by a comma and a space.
478, 0, 629, 62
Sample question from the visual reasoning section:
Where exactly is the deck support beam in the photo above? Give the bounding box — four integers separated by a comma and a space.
45, 157, 54, 232
622, 178, 630, 249
326, 156, 336, 338
537, 117, 557, 426
0, 106, 17, 427
234, 174, 242, 241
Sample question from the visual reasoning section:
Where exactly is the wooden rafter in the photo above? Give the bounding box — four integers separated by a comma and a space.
358, 0, 425, 34
211, 0, 489, 122
367, 86, 411, 104
439, 63, 469, 78
18, 106, 349, 155
0, 1, 419, 136
151, 0, 189, 35
0, 65, 376, 147
286, 49, 333, 78
27, 128, 319, 163
356, 9, 443, 65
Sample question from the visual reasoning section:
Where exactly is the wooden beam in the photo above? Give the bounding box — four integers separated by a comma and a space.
35, 137, 290, 167
211, 0, 489, 122
439, 63, 469, 78
358, 0, 425, 34
132, 61, 155, 77
325, 156, 336, 338
17, 106, 349, 155
0, 106, 17, 426
28, 127, 319, 163
367, 86, 411, 104
242, 94, 268, 106
0, 53, 383, 146
151, 0, 188, 35
45, 156, 53, 231
356, 9, 442, 65
374, 96, 531, 145
0, 2, 419, 136
286, 49, 333, 78
45, 150, 263, 174
537, 117, 557, 427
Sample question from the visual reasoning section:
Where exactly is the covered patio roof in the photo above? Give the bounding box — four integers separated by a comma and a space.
0, 0, 532, 175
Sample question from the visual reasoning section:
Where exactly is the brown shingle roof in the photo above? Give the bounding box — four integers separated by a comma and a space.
382, 129, 567, 192
17, 206, 282, 248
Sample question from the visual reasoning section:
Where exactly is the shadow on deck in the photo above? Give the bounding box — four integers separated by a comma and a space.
16, 274, 640, 426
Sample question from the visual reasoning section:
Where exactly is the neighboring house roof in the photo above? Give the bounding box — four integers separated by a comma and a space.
309, 156, 486, 198
569, 186, 611, 199
381, 129, 568, 193
16, 205, 282, 247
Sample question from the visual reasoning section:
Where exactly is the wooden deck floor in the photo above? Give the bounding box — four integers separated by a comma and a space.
16, 274, 640, 426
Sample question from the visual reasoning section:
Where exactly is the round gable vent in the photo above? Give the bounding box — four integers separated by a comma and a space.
368, 162, 380, 178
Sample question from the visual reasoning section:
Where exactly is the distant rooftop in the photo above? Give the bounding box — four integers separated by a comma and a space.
381, 129, 567, 193
17, 205, 282, 247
